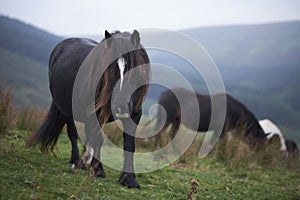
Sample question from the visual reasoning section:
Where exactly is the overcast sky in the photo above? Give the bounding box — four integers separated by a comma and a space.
0, 0, 300, 36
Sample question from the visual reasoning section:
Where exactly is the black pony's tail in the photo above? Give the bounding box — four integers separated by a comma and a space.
27, 101, 66, 153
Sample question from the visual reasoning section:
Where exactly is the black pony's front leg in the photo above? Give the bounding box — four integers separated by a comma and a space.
84, 118, 106, 178
118, 110, 141, 189
90, 131, 106, 178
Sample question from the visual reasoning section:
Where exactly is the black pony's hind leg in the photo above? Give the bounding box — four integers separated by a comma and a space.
66, 119, 85, 169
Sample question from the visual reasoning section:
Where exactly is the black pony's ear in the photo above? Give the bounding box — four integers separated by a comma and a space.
105, 30, 112, 47
105, 30, 111, 39
131, 30, 140, 48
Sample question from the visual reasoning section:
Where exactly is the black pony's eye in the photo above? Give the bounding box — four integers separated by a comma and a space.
115, 68, 120, 78
111, 62, 120, 78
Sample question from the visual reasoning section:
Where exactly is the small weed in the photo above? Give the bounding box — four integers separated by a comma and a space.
186, 178, 199, 200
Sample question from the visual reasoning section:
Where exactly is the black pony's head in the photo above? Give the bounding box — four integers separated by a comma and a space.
95, 30, 151, 122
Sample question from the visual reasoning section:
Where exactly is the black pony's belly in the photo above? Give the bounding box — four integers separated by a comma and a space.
50, 66, 77, 119
48, 38, 98, 121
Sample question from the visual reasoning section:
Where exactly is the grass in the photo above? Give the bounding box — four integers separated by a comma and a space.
1, 129, 300, 200
0, 87, 14, 134
15, 108, 47, 131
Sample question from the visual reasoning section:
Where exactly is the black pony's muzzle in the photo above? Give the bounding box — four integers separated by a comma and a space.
112, 100, 133, 119
115, 105, 130, 119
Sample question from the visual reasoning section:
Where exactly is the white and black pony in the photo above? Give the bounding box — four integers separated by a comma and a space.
149, 88, 266, 148
27, 30, 151, 188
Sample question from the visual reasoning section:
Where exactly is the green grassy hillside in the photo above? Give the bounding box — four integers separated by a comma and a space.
0, 129, 299, 199
0, 88, 299, 199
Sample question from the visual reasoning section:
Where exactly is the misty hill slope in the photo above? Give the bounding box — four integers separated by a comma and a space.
181, 21, 300, 92
0, 16, 62, 108
0, 16, 62, 63
0, 16, 299, 138
184, 21, 300, 67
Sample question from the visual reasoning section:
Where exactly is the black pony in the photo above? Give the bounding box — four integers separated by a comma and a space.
27, 30, 151, 188
151, 88, 266, 148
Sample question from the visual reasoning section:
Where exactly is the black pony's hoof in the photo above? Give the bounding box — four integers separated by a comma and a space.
91, 162, 106, 178
118, 172, 140, 189
70, 159, 86, 170
94, 166, 106, 178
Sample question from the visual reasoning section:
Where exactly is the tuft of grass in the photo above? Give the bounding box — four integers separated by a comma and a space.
15, 108, 47, 131
210, 131, 300, 173
0, 87, 14, 135
153, 124, 300, 173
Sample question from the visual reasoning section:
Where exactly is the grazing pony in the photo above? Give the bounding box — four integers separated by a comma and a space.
150, 88, 266, 148
27, 30, 151, 188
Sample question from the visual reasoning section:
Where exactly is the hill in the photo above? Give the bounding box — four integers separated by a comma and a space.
184, 21, 300, 67
0, 16, 62, 108
0, 16, 299, 139
0, 15, 62, 63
